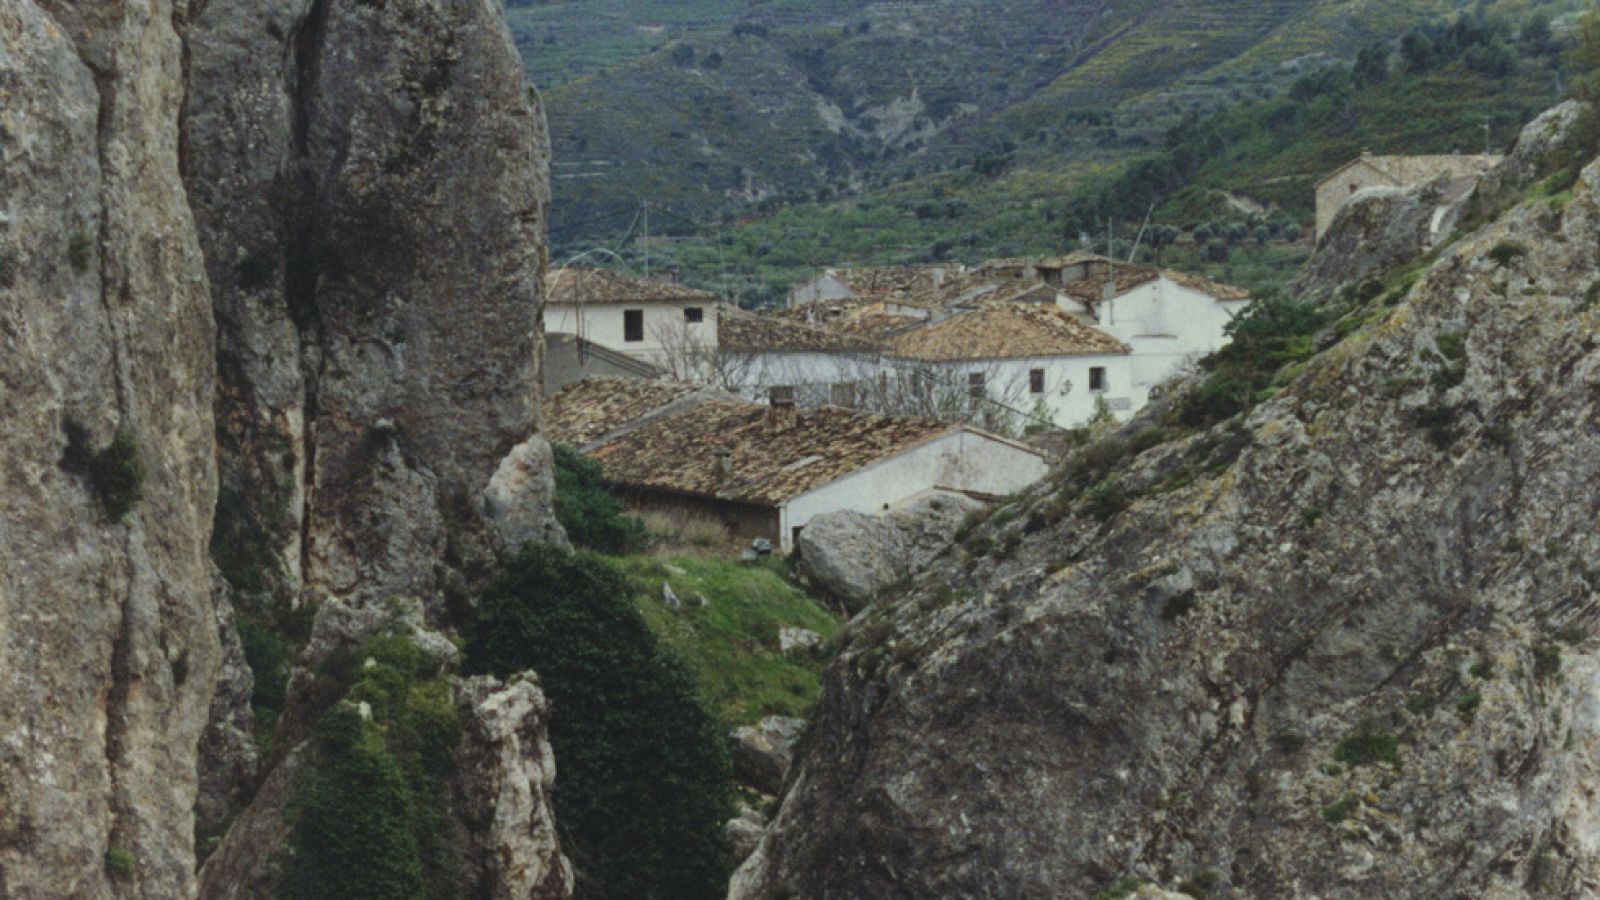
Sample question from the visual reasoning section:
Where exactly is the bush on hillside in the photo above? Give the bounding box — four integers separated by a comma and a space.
553, 443, 646, 554
464, 546, 732, 900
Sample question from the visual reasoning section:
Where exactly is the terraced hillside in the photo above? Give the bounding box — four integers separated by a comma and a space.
538, 0, 1582, 253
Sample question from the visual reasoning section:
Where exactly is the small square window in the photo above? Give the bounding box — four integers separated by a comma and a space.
624, 309, 644, 342
1089, 366, 1108, 392
1029, 368, 1045, 394
967, 372, 986, 398
684, 307, 704, 324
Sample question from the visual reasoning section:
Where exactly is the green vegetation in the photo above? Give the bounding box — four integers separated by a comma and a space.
553, 444, 646, 554
1092, 877, 1145, 900
1176, 294, 1326, 428
1179, 869, 1223, 898
238, 618, 291, 751
1533, 643, 1563, 681
280, 636, 461, 900
104, 846, 135, 878
1332, 720, 1401, 768
1488, 241, 1529, 266
61, 423, 145, 522
1457, 691, 1484, 722
609, 554, 839, 726
1322, 792, 1360, 824
465, 546, 732, 900
67, 230, 93, 274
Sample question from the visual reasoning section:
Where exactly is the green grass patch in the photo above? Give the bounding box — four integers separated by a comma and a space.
1332, 719, 1401, 768
610, 554, 840, 726
1321, 792, 1359, 825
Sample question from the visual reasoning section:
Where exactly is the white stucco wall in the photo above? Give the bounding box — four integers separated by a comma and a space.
776, 428, 1048, 550
788, 273, 853, 308
546, 300, 718, 366
893, 355, 1137, 430
1081, 277, 1245, 410
724, 351, 884, 404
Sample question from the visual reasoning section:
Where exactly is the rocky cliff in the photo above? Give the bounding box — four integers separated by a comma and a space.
1, 0, 565, 894
732, 134, 1600, 896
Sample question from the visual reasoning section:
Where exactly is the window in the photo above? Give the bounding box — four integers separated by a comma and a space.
1029, 368, 1045, 394
830, 382, 856, 408
623, 309, 644, 342
1089, 366, 1108, 392
967, 372, 986, 398
684, 307, 704, 324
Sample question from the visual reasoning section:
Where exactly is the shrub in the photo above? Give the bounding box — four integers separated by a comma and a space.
1533, 643, 1562, 681
104, 846, 135, 878
68, 230, 93, 274
279, 636, 461, 900
1332, 720, 1400, 767
61, 423, 144, 521
1321, 793, 1360, 824
1488, 241, 1527, 267
553, 444, 646, 554
1457, 691, 1482, 722
464, 547, 732, 900
237, 618, 290, 743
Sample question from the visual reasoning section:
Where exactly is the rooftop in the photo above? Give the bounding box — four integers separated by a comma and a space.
547, 268, 720, 306
719, 306, 877, 353
1318, 153, 1503, 190
888, 303, 1129, 362
544, 376, 705, 447
811, 265, 946, 298
587, 401, 962, 506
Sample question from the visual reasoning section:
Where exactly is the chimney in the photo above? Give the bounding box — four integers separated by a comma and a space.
767, 385, 798, 430
713, 450, 733, 490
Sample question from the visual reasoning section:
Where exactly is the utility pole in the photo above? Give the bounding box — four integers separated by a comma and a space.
642, 200, 651, 279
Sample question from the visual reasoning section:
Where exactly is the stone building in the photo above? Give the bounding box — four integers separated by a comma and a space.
1315, 152, 1502, 240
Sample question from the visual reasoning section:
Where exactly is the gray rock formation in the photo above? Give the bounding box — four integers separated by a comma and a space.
1287, 174, 1466, 303
725, 805, 767, 865
731, 159, 1600, 899
0, 1, 220, 896
451, 675, 574, 900
2, 0, 563, 892
180, 0, 559, 616
729, 716, 807, 796
797, 492, 984, 611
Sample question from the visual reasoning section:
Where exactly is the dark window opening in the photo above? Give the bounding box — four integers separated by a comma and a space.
968, 372, 986, 398
684, 307, 704, 324
1029, 368, 1045, 394
624, 309, 644, 342
1089, 366, 1108, 392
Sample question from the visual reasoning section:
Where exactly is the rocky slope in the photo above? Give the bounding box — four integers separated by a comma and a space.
732, 135, 1600, 896
2, 0, 566, 895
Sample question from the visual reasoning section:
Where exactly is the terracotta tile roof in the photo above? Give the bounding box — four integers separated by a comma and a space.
1163, 269, 1250, 301
719, 307, 876, 353
888, 303, 1129, 362
1317, 154, 1502, 190
823, 266, 945, 297
547, 268, 720, 306
830, 309, 924, 342
588, 401, 959, 506
544, 377, 703, 447
1059, 264, 1161, 303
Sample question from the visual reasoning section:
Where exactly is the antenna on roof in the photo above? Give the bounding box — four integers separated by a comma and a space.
642, 200, 651, 279
1127, 201, 1157, 265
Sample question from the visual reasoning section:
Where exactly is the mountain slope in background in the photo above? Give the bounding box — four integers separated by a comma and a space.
531, 0, 1580, 252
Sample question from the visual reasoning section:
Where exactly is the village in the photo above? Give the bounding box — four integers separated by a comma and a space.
540, 147, 1498, 553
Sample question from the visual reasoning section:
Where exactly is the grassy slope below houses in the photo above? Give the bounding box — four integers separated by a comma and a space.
610, 554, 841, 727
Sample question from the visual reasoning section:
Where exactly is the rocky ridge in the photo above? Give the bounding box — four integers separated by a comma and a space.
1, 0, 568, 894
732, 116, 1600, 898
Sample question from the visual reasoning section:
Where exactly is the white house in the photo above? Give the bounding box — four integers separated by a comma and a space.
546, 377, 1047, 551
717, 307, 888, 407
885, 302, 1135, 430
545, 268, 720, 369
1053, 258, 1250, 410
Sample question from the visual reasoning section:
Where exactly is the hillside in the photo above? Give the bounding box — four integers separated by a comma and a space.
571, 5, 1576, 305
540, 0, 1583, 252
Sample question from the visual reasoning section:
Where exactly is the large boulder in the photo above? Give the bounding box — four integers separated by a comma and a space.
797, 492, 983, 610
729, 716, 808, 795
732, 158, 1600, 898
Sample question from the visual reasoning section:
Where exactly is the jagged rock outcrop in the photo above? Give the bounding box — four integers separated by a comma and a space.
180, 0, 559, 618
729, 716, 806, 795
451, 675, 574, 900
197, 672, 572, 900
732, 160, 1600, 898
3, 0, 563, 892
0, 0, 221, 896
797, 492, 983, 611
1287, 174, 1466, 303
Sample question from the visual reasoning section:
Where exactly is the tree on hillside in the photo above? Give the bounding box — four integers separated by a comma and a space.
1354, 44, 1389, 85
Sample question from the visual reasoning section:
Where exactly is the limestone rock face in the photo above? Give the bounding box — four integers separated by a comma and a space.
0, 0, 220, 896
452, 675, 575, 900
732, 160, 1600, 899
729, 716, 807, 795
195, 574, 262, 857
1288, 175, 1464, 303
181, 0, 559, 617
796, 492, 983, 611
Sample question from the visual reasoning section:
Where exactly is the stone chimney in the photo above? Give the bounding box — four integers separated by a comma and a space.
713, 450, 733, 491
767, 385, 798, 431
